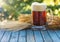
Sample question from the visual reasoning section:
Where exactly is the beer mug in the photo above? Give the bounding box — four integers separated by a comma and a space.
31, 2, 53, 30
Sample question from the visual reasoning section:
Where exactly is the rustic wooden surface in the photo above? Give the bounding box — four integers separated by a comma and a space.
0, 29, 60, 42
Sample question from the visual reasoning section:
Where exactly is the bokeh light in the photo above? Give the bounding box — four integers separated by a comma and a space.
0, 0, 5, 7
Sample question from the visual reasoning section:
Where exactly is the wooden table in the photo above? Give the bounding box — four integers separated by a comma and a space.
0, 29, 60, 42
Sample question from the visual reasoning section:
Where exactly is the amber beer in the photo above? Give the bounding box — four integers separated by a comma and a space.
32, 2, 47, 26
32, 11, 46, 26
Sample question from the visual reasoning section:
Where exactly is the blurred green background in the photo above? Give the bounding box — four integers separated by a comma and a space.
0, 0, 60, 20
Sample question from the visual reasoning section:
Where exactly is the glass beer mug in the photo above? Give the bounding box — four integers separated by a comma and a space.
31, 2, 53, 30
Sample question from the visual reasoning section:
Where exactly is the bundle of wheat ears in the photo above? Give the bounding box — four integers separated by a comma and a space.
18, 14, 60, 29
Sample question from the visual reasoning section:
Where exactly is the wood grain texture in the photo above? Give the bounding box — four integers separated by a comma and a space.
34, 30, 43, 42
27, 30, 35, 42
1, 31, 11, 42
18, 30, 26, 42
0, 30, 5, 41
41, 30, 52, 42
9, 31, 19, 42
47, 30, 60, 42
55, 30, 60, 39
0, 30, 60, 42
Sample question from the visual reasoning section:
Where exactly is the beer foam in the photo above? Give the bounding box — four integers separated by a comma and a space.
31, 2, 47, 11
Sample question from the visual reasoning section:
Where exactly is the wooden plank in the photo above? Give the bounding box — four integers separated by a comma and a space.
55, 30, 60, 39
41, 30, 52, 42
27, 30, 35, 42
9, 31, 19, 42
1, 31, 11, 42
0, 30, 5, 41
18, 30, 26, 42
34, 30, 43, 42
47, 30, 60, 42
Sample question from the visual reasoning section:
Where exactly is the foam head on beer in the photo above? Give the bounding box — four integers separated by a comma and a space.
31, 2, 47, 26
31, 2, 47, 11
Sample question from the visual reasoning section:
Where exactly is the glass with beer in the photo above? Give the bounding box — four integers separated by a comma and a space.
31, 2, 53, 30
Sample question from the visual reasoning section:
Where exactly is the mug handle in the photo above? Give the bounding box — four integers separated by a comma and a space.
46, 8, 53, 25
